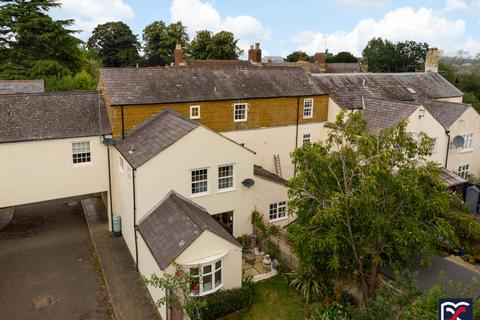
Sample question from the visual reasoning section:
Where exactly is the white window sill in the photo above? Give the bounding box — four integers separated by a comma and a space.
193, 283, 224, 297
233, 119, 247, 123
269, 216, 288, 223
303, 116, 313, 119
190, 117, 201, 120
73, 162, 92, 168
460, 148, 474, 154
217, 188, 236, 194
191, 192, 210, 198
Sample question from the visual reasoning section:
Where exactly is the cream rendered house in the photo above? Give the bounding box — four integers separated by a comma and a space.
0, 91, 111, 208
109, 109, 290, 318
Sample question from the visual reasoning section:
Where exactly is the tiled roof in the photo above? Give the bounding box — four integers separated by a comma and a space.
0, 91, 111, 143
115, 109, 198, 168
0, 80, 44, 94
440, 168, 467, 187
325, 63, 363, 73
422, 99, 471, 128
186, 60, 256, 68
361, 98, 419, 132
137, 191, 241, 270
100, 66, 325, 106
254, 165, 287, 186
313, 72, 463, 109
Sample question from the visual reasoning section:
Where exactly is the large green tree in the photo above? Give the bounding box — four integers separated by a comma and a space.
0, 0, 83, 78
285, 50, 313, 63
288, 112, 458, 306
88, 21, 140, 67
142, 21, 189, 66
188, 30, 242, 60
326, 51, 357, 63
362, 38, 428, 72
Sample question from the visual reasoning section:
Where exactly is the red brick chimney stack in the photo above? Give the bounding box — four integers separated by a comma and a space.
174, 43, 185, 67
248, 43, 262, 63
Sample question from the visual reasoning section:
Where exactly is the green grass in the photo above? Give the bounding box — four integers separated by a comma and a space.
230, 276, 306, 320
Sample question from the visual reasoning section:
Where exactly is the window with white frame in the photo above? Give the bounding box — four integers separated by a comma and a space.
190, 260, 223, 295
233, 103, 248, 122
218, 164, 234, 191
269, 201, 287, 221
463, 133, 473, 149
191, 168, 208, 195
430, 137, 437, 153
72, 141, 91, 164
303, 98, 313, 119
190, 105, 201, 119
458, 164, 470, 179
303, 133, 311, 145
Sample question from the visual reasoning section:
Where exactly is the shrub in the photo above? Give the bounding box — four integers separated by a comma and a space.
288, 266, 326, 303
236, 234, 251, 248
197, 283, 254, 320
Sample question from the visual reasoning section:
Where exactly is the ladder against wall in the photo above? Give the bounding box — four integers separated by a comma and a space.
273, 154, 282, 178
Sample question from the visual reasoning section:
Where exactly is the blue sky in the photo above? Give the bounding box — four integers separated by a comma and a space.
53, 0, 480, 57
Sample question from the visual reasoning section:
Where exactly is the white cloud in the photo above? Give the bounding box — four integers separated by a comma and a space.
335, 0, 390, 10
438, 0, 468, 15
292, 6, 469, 56
56, 0, 134, 39
170, 0, 269, 56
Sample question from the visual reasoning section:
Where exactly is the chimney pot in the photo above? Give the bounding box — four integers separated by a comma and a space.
248, 43, 262, 63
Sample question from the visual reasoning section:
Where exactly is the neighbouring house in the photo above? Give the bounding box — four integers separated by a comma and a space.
98, 66, 328, 179
312, 69, 480, 178
0, 91, 111, 208
0, 79, 44, 94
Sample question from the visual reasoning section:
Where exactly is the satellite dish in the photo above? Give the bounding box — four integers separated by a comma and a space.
452, 135, 465, 148
241, 178, 255, 188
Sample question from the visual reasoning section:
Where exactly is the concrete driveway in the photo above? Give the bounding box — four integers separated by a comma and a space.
0, 197, 112, 320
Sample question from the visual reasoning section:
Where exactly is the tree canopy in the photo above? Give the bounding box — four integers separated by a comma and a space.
188, 30, 243, 60
325, 51, 357, 63
88, 21, 140, 67
285, 51, 314, 63
0, 0, 84, 79
362, 37, 429, 72
287, 111, 459, 305
142, 21, 189, 66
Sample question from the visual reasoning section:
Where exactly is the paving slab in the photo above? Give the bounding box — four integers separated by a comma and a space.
82, 197, 161, 320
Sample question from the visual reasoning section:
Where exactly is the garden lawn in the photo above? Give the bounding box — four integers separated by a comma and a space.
231, 276, 306, 320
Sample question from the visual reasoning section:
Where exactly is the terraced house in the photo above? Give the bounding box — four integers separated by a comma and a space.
2, 49, 479, 319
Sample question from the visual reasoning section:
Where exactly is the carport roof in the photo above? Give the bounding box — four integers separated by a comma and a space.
0, 91, 111, 143
137, 191, 241, 270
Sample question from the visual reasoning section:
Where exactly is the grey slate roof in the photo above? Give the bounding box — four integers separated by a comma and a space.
0, 80, 44, 94
0, 91, 111, 143
361, 98, 419, 132
325, 63, 363, 73
100, 66, 325, 106
186, 60, 256, 68
137, 191, 241, 270
254, 165, 288, 186
421, 99, 471, 128
440, 168, 467, 187
116, 109, 198, 168
313, 72, 463, 109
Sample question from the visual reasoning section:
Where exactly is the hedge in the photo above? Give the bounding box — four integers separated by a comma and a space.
197, 284, 254, 320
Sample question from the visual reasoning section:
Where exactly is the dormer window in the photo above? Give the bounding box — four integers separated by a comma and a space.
406, 87, 416, 94
190, 105, 201, 119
